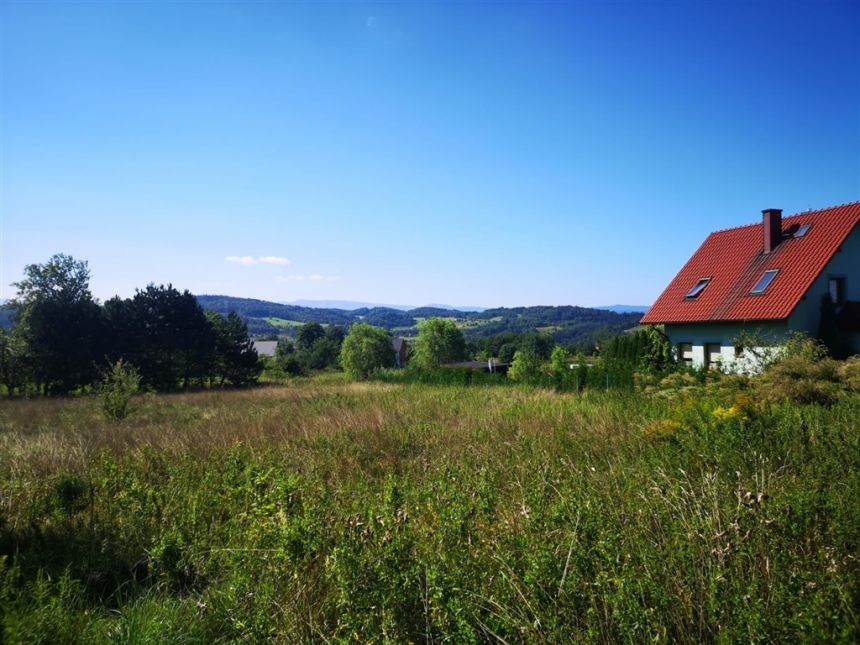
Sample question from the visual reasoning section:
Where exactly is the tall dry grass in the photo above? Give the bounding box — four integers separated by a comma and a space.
0, 378, 857, 642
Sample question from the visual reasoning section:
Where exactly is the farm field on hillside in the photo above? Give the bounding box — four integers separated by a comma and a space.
1, 379, 858, 643
260, 317, 327, 330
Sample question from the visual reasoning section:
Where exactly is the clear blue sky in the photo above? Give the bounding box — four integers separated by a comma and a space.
2, 1, 858, 308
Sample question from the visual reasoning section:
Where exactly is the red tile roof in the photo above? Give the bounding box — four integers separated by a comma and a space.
641, 202, 860, 324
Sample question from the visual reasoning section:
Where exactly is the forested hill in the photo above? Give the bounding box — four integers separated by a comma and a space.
193, 296, 461, 329
195, 295, 643, 346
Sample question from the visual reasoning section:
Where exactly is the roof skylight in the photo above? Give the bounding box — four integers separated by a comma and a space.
793, 223, 811, 238
751, 269, 779, 294
685, 277, 710, 299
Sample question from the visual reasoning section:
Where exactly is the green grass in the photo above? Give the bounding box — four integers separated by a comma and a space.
391, 317, 494, 335
259, 317, 329, 329
1, 379, 858, 642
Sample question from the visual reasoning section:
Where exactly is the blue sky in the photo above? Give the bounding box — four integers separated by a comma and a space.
2, 1, 858, 308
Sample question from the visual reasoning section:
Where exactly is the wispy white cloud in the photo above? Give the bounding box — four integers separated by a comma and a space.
225, 255, 291, 266
225, 255, 257, 265
258, 256, 291, 265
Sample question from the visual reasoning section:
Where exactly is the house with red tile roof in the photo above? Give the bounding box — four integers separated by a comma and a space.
641, 202, 860, 370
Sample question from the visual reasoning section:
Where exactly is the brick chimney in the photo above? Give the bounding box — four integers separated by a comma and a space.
762, 208, 782, 253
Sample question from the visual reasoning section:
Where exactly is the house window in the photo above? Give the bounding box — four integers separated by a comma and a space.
751, 269, 779, 295
794, 223, 811, 238
685, 278, 710, 299
678, 343, 693, 366
734, 345, 745, 360
829, 277, 845, 306
704, 343, 722, 369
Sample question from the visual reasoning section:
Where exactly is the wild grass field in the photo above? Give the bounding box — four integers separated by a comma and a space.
0, 376, 858, 643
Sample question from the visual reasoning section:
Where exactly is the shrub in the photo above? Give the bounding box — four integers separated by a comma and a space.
98, 360, 140, 420
507, 350, 542, 383
781, 333, 830, 362
755, 355, 843, 406
641, 325, 675, 371
706, 372, 752, 400
51, 474, 89, 516
839, 356, 860, 393
657, 371, 700, 392
279, 354, 307, 377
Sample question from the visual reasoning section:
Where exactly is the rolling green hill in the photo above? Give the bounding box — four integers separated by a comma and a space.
195, 295, 643, 347
2, 295, 644, 349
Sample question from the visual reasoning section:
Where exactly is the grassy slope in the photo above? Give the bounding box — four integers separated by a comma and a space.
260, 317, 330, 330
0, 379, 858, 642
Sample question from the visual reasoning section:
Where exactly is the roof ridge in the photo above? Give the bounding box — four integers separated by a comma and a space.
798, 198, 860, 213
707, 200, 860, 236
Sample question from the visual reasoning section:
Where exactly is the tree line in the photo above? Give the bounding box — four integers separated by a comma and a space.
0, 255, 260, 395
331, 317, 677, 392
265, 318, 471, 380
0, 255, 665, 396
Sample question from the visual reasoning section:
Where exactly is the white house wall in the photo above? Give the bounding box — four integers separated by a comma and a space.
664, 321, 789, 372
787, 224, 860, 352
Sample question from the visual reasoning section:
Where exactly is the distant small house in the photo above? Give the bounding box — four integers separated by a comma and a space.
443, 360, 510, 375
392, 338, 408, 368
252, 340, 278, 357
641, 202, 860, 370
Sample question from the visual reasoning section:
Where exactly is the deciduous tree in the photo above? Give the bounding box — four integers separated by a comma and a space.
411, 318, 467, 369
11, 254, 105, 394
340, 323, 394, 379
296, 322, 326, 351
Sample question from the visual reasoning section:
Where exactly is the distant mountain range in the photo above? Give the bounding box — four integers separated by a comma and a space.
196, 295, 643, 348
289, 300, 648, 314
597, 304, 650, 314
286, 299, 487, 312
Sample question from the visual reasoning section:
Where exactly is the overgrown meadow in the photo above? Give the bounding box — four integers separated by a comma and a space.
1, 376, 858, 643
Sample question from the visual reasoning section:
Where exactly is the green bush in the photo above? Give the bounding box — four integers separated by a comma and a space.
507, 350, 542, 383
756, 356, 843, 406
839, 356, 860, 393
98, 360, 140, 421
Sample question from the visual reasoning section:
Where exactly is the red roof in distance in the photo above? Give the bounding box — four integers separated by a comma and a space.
641, 201, 860, 324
